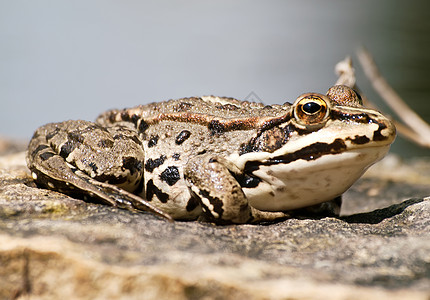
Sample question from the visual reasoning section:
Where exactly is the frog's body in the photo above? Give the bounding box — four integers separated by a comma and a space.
26, 85, 396, 224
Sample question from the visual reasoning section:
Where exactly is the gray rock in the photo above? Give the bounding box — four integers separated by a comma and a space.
0, 143, 429, 300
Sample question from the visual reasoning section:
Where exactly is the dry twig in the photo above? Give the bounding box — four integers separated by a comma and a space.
334, 50, 430, 149
334, 56, 356, 88
357, 48, 430, 148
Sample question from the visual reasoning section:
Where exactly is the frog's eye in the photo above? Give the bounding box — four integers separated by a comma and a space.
302, 101, 322, 114
293, 94, 330, 126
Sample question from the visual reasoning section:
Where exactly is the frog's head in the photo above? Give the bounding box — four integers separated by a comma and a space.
232, 85, 396, 211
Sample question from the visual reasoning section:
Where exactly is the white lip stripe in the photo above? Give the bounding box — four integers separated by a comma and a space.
229, 121, 381, 170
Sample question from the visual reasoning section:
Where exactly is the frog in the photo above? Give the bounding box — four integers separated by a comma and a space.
26, 85, 396, 224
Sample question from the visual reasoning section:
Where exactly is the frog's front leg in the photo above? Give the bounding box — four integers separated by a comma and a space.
184, 155, 289, 224
26, 120, 171, 220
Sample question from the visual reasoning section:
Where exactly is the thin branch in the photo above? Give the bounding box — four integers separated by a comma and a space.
334, 56, 378, 109
335, 56, 356, 88
392, 120, 430, 148
357, 47, 430, 147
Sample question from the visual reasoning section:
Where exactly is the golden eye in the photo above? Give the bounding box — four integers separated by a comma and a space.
294, 94, 330, 125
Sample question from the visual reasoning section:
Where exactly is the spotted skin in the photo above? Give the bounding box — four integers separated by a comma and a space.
26, 85, 396, 224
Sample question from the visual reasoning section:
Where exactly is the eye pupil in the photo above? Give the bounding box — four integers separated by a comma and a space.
302, 102, 321, 114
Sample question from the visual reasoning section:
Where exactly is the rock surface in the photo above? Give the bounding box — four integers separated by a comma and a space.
0, 140, 429, 300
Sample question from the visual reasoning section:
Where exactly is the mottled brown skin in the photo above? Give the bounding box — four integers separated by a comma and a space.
26, 85, 395, 224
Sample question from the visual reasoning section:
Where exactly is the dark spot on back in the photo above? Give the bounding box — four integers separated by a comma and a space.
109, 114, 116, 123
146, 179, 169, 203
215, 104, 239, 110
131, 114, 140, 125
148, 135, 159, 148
208, 120, 225, 135
172, 153, 180, 161
160, 166, 180, 186
138, 120, 149, 133
121, 111, 130, 122
144, 155, 167, 172
175, 130, 191, 145
175, 102, 194, 112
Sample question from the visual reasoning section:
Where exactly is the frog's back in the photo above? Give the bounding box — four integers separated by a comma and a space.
96, 96, 290, 127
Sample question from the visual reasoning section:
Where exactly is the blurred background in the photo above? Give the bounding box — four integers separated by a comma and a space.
1, 0, 429, 157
